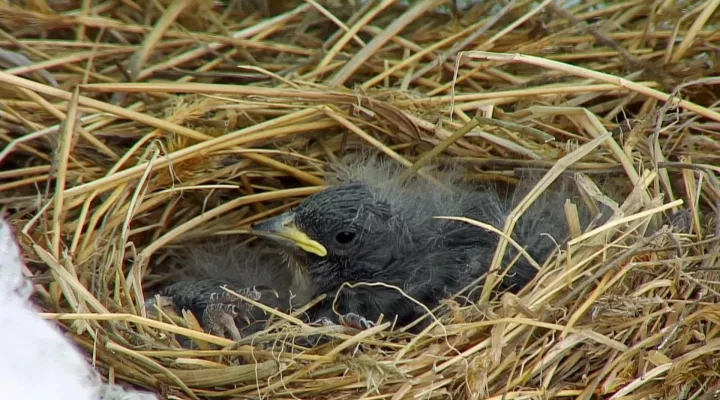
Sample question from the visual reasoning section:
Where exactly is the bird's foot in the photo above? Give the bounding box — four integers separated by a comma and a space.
311, 313, 374, 330
340, 312, 375, 330
300, 313, 373, 348
202, 303, 243, 341
201, 286, 268, 341
312, 313, 374, 330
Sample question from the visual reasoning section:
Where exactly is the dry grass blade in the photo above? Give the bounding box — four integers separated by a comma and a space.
2, 1, 720, 399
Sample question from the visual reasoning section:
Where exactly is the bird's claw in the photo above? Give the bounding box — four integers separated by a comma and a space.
201, 286, 268, 341
340, 312, 375, 330
311, 313, 374, 330
202, 303, 243, 341
314, 317, 336, 327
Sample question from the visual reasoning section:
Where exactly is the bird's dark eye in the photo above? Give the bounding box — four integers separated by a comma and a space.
335, 231, 356, 244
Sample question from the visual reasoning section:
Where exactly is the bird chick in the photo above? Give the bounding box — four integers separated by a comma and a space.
252, 158, 602, 331
145, 238, 312, 341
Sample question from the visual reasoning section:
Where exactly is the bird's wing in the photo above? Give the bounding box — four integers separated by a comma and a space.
148, 237, 314, 337
180, 237, 312, 300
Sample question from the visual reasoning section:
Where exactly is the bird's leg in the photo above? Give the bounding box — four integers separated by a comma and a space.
201, 286, 266, 341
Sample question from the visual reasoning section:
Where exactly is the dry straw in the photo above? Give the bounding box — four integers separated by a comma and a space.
2, 0, 720, 399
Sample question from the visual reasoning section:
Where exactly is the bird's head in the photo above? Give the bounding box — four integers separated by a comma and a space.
252, 182, 398, 280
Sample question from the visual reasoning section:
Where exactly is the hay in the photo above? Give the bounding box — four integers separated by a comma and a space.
2, 0, 720, 398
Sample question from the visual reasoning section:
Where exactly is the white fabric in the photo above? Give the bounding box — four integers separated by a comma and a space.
0, 217, 157, 400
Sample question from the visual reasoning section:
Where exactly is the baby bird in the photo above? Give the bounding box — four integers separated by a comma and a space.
145, 239, 312, 341
250, 158, 601, 331
151, 157, 605, 339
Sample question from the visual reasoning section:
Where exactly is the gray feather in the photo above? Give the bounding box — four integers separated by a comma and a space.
157, 237, 312, 334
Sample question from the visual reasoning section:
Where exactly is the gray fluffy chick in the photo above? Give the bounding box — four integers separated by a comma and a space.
251, 157, 606, 332
146, 239, 312, 340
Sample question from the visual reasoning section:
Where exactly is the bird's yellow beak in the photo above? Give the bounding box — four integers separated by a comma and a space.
252, 212, 328, 257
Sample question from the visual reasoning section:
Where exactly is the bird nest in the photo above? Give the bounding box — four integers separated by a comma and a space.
2, 0, 720, 399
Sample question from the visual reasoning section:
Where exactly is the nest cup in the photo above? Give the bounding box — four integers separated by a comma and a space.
2, 1, 720, 399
